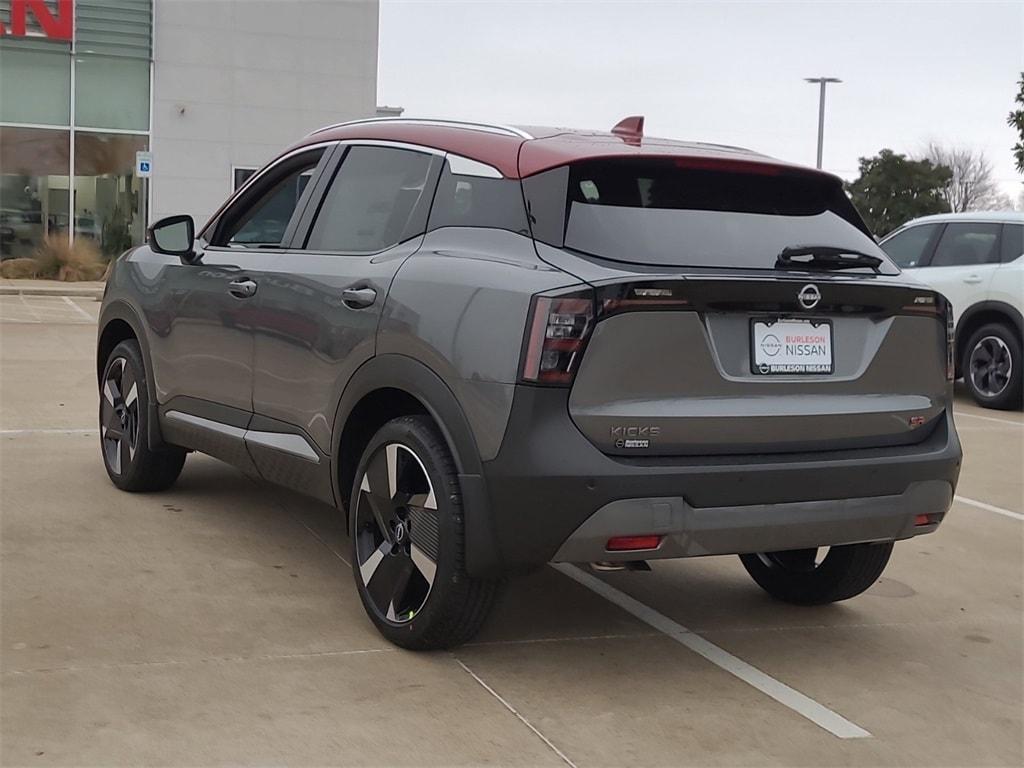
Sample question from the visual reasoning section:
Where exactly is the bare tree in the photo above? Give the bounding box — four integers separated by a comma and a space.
921, 143, 1003, 211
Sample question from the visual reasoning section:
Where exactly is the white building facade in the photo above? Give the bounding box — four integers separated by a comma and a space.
0, 0, 379, 260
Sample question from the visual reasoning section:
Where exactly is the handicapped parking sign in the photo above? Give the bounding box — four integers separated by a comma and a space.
136, 151, 153, 178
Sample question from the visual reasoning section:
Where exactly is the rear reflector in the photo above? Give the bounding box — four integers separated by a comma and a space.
606, 535, 662, 551
914, 514, 940, 526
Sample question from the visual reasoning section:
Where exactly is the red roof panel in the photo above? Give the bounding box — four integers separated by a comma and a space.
293, 120, 835, 182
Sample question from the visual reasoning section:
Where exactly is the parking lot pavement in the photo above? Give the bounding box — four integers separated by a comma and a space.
2, 301, 1022, 766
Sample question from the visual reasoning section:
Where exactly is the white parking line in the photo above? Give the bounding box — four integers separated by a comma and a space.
551, 563, 872, 740
61, 295, 96, 321
454, 657, 579, 768
955, 411, 1023, 427
0, 428, 97, 435
954, 495, 1024, 522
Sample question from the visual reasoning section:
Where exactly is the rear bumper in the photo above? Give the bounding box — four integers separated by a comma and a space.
471, 387, 961, 576
551, 480, 950, 563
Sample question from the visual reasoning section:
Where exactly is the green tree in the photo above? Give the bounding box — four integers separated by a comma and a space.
846, 149, 952, 236
1008, 72, 1024, 173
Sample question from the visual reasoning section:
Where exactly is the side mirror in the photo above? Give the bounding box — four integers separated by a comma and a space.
148, 215, 198, 263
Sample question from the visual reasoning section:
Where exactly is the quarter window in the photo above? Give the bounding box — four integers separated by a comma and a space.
305, 146, 434, 253
428, 162, 530, 235
880, 224, 940, 268
930, 223, 1001, 267
1000, 224, 1023, 263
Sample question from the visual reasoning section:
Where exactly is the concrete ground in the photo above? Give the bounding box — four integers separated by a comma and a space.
1, 295, 1021, 767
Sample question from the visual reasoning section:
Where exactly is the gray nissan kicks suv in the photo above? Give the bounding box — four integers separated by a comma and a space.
97, 117, 962, 649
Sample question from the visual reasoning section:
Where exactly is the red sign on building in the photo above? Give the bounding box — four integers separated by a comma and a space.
0, 0, 73, 41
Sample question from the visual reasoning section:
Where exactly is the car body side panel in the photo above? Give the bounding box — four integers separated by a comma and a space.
378, 227, 581, 460
249, 238, 424, 454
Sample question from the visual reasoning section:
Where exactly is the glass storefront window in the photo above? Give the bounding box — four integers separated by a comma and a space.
74, 54, 150, 131
73, 132, 148, 258
0, 127, 71, 260
0, 46, 72, 126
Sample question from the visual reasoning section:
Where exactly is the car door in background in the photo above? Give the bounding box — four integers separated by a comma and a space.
246, 143, 442, 498
908, 222, 1003, 325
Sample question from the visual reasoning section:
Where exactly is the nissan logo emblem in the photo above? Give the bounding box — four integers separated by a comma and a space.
798, 284, 821, 310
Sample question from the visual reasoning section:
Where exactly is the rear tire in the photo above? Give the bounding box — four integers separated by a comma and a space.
99, 340, 186, 492
962, 322, 1023, 410
349, 415, 498, 650
739, 542, 893, 605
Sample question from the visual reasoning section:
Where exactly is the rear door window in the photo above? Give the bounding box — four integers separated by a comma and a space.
523, 159, 897, 274
929, 223, 1001, 267
304, 146, 435, 253
880, 224, 941, 268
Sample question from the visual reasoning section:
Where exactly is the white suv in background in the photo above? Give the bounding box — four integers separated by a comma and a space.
880, 212, 1023, 409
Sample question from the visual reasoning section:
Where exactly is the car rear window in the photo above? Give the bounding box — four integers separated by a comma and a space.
522, 159, 898, 274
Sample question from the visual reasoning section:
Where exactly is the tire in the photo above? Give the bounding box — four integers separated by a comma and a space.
99, 340, 186, 492
349, 415, 498, 650
962, 322, 1023, 410
739, 542, 893, 606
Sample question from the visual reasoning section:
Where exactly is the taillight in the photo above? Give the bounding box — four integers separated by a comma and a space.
946, 300, 955, 381
520, 290, 594, 385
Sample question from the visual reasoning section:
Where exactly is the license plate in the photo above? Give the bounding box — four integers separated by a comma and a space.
751, 318, 833, 375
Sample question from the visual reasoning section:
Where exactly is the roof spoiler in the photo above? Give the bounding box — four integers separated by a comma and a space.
611, 115, 644, 145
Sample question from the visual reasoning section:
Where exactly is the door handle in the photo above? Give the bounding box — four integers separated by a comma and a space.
342, 287, 377, 309
963, 275, 983, 284
228, 278, 258, 298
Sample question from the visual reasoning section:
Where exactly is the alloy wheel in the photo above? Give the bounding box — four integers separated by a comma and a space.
100, 356, 140, 476
354, 443, 440, 624
969, 335, 1013, 398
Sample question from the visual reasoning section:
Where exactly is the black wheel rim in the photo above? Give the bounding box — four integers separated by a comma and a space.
100, 356, 139, 476
758, 548, 823, 573
969, 335, 1012, 398
354, 443, 440, 624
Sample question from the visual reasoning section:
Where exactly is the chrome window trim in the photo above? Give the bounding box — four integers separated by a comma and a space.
334, 138, 446, 156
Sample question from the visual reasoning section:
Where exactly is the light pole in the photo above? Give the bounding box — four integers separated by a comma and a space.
804, 77, 841, 169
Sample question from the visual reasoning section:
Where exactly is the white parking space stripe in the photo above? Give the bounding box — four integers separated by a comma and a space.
955, 495, 1024, 522
61, 295, 96, 321
0, 429, 97, 435
955, 411, 1023, 427
552, 563, 873, 740
454, 657, 579, 768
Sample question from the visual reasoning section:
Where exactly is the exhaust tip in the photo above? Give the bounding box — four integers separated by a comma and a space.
590, 560, 652, 572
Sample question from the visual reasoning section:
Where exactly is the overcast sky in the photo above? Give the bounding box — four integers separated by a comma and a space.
378, 0, 1024, 203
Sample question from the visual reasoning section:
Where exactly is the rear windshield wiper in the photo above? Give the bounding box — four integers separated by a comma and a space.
776, 246, 884, 273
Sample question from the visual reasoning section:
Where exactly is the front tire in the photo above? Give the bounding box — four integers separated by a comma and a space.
962, 323, 1023, 410
739, 542, 893, 605
99, 340, 186, 492
350, 415, 498, 650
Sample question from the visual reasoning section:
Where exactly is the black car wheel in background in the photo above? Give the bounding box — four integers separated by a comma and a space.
963, 322, 1024, 410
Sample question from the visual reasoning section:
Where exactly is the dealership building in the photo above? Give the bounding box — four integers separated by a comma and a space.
0, 0, 380, 259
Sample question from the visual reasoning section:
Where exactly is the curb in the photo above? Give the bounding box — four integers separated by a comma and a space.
0, 286, 104, 299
